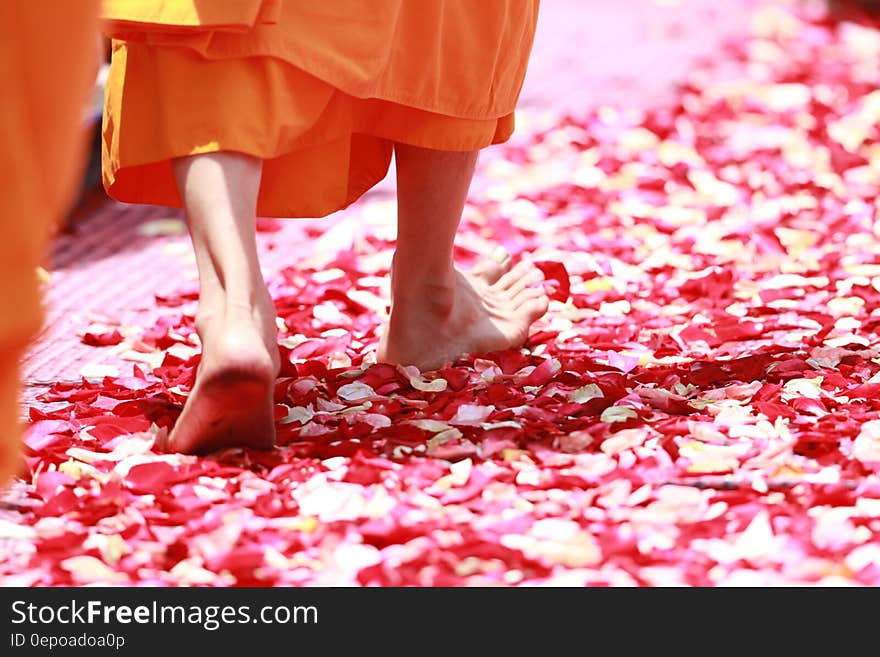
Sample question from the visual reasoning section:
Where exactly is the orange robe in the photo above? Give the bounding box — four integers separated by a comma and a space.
0, 1, 100, 484
101, 0, 540, 217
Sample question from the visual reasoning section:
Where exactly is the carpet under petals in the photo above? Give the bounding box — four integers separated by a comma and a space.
5, 4, 880, 586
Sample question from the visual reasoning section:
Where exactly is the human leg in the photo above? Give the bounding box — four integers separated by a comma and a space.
164, 152, 279, 454
378, 143, 549, 371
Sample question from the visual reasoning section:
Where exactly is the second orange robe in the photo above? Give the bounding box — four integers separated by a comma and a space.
0, 1, 99, 484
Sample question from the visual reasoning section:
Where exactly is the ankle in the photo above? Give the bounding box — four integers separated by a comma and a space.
391, 248, 456, 281
217, 284, 271, 313
391, 280, 457, 321
195, 291, 271, 333
392, 251, 456, 290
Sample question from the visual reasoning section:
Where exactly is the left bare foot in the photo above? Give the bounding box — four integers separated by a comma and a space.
159, 299, 279, 454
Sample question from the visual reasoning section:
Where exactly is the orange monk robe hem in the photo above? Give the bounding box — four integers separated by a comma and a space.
101, 0, 537, 218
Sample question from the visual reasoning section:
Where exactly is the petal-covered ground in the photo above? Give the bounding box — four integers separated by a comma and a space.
6, 2, 880, 586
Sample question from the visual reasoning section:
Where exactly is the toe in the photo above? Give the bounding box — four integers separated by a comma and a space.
469, 247, 513, 284
495, 260, 537, 290
154, 428, 171, 453
513, 285, 549, 307
521, 296, 550, 321
501, 266, 545, 297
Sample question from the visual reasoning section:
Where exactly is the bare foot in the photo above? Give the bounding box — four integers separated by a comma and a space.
160, 298, 280, 455
378, 258, 550, 371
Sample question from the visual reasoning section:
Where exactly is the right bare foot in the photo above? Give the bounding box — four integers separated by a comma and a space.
160, 297, 280, 455
377, 257, 550, 371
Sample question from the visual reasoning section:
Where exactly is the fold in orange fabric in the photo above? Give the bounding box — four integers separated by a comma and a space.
103, 0, 281, 36
102, 0, 540, 218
